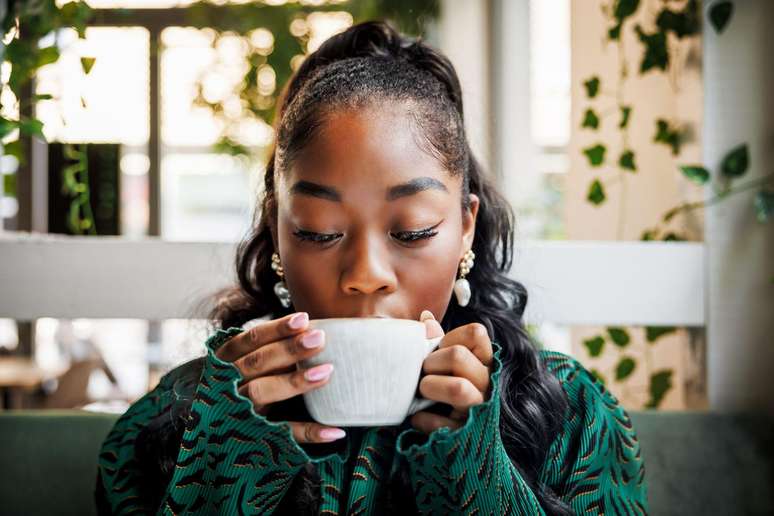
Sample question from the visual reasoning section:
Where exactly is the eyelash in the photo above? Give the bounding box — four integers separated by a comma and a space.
292, 224, 440, 245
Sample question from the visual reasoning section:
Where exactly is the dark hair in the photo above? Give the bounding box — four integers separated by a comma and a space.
136, 20, 570, 515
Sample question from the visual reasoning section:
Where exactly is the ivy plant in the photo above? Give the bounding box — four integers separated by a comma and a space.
577, 0, 771, 408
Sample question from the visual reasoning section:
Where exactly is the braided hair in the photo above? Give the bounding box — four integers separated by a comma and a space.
134, 20, 571, 515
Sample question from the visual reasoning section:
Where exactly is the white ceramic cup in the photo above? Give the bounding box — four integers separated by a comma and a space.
297, 317, 443, 427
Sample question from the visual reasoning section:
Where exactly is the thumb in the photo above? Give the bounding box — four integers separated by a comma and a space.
420, 310, 445, 339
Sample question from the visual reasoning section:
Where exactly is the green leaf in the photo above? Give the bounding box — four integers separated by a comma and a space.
0, 117, 18, 139
590, 369, 607, 385
584, 76, 600, 99
37, 46, 60, 68
607, 327, 631, 347
68, 201, 82, 234
680, 165, 710, 184
619, 150, 637, 171
4, 140, 24, 166
754, 189, 774, 223
583, 144, 606, 166
3, 171, 16, 197
646, 326, 677, 342
80, 57, 96, 75
582, 109, 600, 130
18, 118, 44, 138
615, 357, 636, 381
34, 94, 54, 101
720, 144, 749, 178
654, 119, 682, 155
662, 232, 686, 241
587, 179, 606, 206
709, 1, 733, 34
641, 229, 657, 241
645, 370, 673, 408
656, 0, 700, 39
613, 0, 640, 20
608, 23, 622, 40
607, 0, 641, 39
583, 336, 605, 357
635, 25, 669, 73
662, 206, 682, 223
619, 105, 632, 129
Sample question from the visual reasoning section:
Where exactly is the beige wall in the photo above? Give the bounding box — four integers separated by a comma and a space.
568, 1, 706, 409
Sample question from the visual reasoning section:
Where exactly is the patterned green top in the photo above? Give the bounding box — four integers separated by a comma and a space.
96, 327, 648, 514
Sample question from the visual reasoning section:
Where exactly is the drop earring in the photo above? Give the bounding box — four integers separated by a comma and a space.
271, 252, 292, 308
454, 249, 475, 307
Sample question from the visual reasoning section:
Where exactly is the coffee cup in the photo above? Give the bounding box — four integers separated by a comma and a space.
297, 317, 443, 427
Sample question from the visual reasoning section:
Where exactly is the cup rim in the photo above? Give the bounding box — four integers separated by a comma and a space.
308, 317, 422, 325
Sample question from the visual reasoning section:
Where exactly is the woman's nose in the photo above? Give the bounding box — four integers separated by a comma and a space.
339, 234, 397, 295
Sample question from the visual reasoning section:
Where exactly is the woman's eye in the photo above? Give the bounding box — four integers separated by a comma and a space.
390, 227, 439, 243
292, 222, 441, 246
292, 229, 342, 244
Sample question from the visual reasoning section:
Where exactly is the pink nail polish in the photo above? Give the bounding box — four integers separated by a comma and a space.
320, 428, 346, 441
288, 312, 308, 329
305, 363, 333, 382
301, 330, 324, 349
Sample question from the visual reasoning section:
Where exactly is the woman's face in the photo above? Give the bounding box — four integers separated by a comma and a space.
272, 102, 479, 321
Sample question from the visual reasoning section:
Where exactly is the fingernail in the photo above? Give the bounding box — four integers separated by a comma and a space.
301, 329, 324, 349
420, 310, 435, 321
288, 312, 308, 329
320, 428, 346, 441
305, 363, 333, 382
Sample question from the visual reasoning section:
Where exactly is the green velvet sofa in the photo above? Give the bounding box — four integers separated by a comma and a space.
0, 410, 772, 515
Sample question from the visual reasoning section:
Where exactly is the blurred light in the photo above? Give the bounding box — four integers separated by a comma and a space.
1, 154, 19, 174
306, 12, 354, 53
0, 319, 18, 350
289, 18, 309, 38
257, 64, 276, 96
120, 153, 150, 176
249, 28, 275, 55
202, 72, 231, 103
290, 54, 306, 72
34, 27, 150, 144
223, 95, 243, 119
0, 196, 18, 218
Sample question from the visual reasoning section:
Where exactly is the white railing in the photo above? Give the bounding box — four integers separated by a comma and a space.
0, 232, 705, 327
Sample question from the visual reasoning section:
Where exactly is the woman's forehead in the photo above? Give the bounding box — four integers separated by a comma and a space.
279, 106, 459, 197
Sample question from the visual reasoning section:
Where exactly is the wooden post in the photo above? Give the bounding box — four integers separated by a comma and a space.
705, 0, 774, 416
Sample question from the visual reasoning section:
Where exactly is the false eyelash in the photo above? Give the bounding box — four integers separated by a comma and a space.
391, 228, 439, 242
292, 230, 342, 243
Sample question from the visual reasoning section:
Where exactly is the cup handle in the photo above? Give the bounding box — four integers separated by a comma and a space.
407, 335, 444, 415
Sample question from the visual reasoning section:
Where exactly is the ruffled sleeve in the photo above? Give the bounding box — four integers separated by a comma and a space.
96, 327, 342, 515
539, 351, 648, 514
393, 343, 649, 515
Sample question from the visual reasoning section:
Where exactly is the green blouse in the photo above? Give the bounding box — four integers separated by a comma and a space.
96, 327, 648, 514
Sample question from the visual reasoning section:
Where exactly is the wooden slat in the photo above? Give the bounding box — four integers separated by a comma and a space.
0, 233, 705, 326
0, 233, 236, 320
514, 240, 705, 327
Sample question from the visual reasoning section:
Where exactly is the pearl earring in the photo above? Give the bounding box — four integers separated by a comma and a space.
271, 252, 292, 308
454, 249, 475, 307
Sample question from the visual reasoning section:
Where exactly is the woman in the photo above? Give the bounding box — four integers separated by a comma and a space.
96, 20, 648, 515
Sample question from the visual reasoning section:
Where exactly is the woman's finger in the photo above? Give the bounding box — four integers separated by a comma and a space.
215, 312, 310, 363
420, 310, 445, 339
436, 323, 493, 367
418, 375, 484, 411
237, 363, 334, 412
422, 345, 490, 392
410, 410, 463, 434
288, 421, 347, 444
233, 329, 326, 384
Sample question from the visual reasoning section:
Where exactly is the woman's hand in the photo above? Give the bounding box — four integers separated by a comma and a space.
214, 312, 346, 444
411, 310, 494, 434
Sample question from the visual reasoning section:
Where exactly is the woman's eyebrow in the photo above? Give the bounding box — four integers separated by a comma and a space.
289, 177, 448, 202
